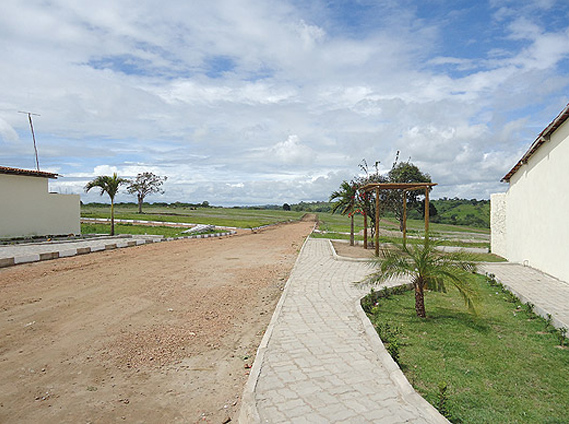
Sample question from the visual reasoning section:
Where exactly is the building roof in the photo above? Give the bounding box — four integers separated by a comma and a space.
502, 102, 569, 182
0, 166, 59, 179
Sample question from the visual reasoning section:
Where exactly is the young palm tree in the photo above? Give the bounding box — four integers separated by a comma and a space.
85, 173, 130, 236
330, 180, 358, 246
361, 238, 478, 318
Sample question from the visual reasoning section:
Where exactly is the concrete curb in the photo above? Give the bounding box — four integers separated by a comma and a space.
0, 231, 236, 269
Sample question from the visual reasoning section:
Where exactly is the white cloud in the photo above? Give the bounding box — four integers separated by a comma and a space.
2, 0, 569, 204
270, 135, 316, 165
0, 118, 19, 143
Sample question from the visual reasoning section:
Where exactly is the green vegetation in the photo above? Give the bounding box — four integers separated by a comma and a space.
317, 211, 488, 236
428, 198, 490, 228
81, 223, 223, 237
127, 172, 167, 213
316, 212, 491, 252
82, 203, 305, 228
361, 238, 478, 317
329, 181, 359, 245
81, 222, 222, 238
290, 198, 491, 231
84, 173, 130, 235
363, 276, 569, 423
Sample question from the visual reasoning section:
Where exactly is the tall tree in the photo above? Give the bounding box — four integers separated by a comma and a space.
329, 180, 358, 246
361, 238, 477, 318
127, 172, 167, 213
85, 173, 130, 236
354, 159, 389, 244
387, 161, 431, 231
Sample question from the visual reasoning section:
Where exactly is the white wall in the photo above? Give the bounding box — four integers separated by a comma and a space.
490, 193, 507, 258
0, 174, 80, 238
491, 118, 569, 282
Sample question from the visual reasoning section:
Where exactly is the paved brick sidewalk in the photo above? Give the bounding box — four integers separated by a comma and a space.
239, 237, 447, 423
479, 263, 569, 330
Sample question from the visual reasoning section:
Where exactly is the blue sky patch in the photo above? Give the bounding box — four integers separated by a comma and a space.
204, 55, 237, 79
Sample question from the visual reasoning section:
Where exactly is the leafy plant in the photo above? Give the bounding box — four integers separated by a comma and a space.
374, 321, 402, 365
329, 180, 358, 246
84, 173, 130, 236
436, 381, 453, 420
361, 237, 478, 318
557, 327, 568, 346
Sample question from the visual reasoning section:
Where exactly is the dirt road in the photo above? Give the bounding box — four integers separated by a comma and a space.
0, 221, 315, 423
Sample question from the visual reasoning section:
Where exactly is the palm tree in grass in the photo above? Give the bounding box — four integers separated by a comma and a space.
330, 180, 358, 246
361, 237, 478, 318
85, 173, 130, 236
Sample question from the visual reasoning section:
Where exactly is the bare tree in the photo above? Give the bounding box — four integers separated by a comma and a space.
127, 172, 167, 213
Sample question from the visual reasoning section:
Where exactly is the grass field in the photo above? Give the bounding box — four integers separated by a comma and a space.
81, 222, 223, 238
363, 276, 569, 423
81, 205, 491, 253
316, 212, 489, 235
81, 204, 305, 228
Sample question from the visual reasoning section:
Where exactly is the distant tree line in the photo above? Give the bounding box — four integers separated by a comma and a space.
285, 198, 489, 229
82, 200, 211, 209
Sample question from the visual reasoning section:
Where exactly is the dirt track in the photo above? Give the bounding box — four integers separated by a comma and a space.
0, 221, 315, 423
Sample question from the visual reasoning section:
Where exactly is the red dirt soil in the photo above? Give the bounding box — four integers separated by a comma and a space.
0, 220, 315, 423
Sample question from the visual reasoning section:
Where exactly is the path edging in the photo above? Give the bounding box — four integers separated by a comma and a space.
0, 231, 236, 269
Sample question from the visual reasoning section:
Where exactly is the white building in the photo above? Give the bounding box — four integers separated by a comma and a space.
491, 103, 569, 283
0, 166, 80, 238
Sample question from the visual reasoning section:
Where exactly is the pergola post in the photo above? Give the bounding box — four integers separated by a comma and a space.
363, 213, 368, 249
360, 182, 437, 253
375, 187, 380, 257
402, 191, 407, 248
424, 187, 430, 238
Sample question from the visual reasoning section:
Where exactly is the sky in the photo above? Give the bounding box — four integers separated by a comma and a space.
1, 0, 569, 206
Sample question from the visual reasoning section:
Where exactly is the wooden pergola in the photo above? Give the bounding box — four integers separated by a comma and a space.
360, 182, 438, 256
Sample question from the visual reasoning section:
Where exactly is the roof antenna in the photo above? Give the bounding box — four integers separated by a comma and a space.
18, 111, 41, 171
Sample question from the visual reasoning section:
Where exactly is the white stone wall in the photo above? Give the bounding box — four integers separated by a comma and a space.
493, 117, 569, 283
0, 174, 80, 238
490, 193, 507, 258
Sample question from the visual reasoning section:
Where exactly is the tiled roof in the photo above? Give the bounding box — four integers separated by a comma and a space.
502, 103, 569, 182
0, 166, 59, 179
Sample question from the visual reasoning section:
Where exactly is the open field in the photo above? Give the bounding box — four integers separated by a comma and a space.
81, 204, 304, 228
317, 212, 489, 235
0, 220, 314, 423
316, 212, 491, 252
81, 222, 223, 238
363, 277, 569, 423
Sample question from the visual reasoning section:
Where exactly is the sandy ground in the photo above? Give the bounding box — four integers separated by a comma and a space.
0, 220, 315, 424
331, 241, 375, 259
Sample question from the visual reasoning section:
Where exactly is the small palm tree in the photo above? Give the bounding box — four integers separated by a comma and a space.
330, 181, 358, 246
85, 173, 130, 236
361, 238, 477, 318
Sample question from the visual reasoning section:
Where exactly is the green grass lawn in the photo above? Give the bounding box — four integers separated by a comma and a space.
317, 212, 489, 236
81, 205, 304, 228
363, 277, 569, 423
81, 223, 223, 238
314, 211, 493, 252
